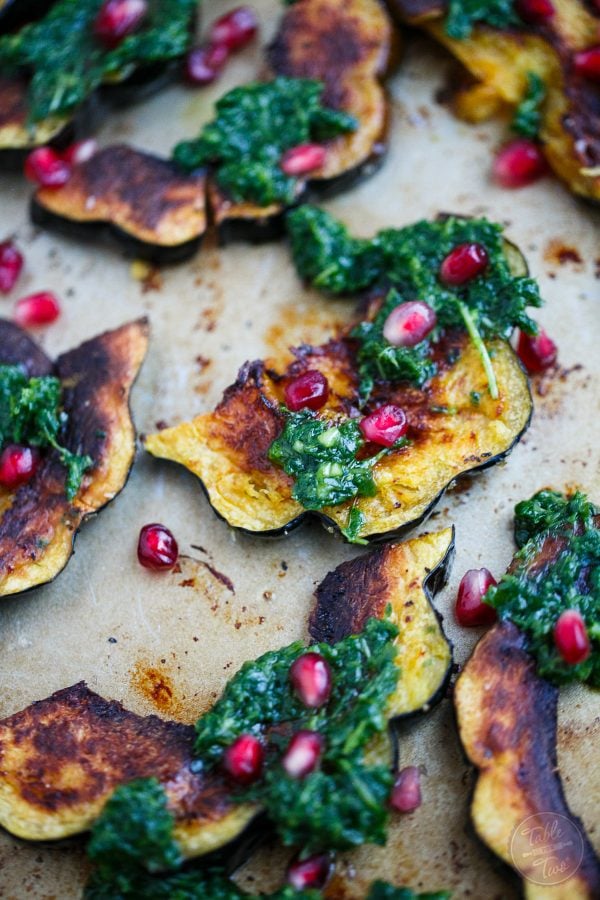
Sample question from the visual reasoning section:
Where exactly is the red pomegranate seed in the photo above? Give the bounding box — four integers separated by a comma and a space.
554, 610, 590, 666
24, 147, 71, 188
0, 445, 41, 489
284, 370, 329, 412
222, 733, 264, 785
280, 144, 327, 176
210, 6, 258, 51
493, 139, 547, 188
290, 652, 332, 708
383, 300, 437, 347
390, 765, 422, 813
573, 47, 600, 82
282, 730, 323, 778
516, 328, 557, 373
0, 241, 23, 294
185, 42, 229, 85
137, 523, 179, 571
14, 291, 61, 328
62, 139, 98, 166
440, 242, 489, 286
455, 568, 497, 627
515, 0, 555, 24
286, 853, 332, 891
359, 404, 407, 448
94, 0, 148, 48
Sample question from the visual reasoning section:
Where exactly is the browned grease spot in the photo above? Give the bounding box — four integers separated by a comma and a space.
264, 303, 345, 356
130, 664, 177, 715
140, 265, 163, 293
544, 239, 584, 269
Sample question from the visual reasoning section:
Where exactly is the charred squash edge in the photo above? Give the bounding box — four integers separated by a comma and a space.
145, 339, 532, 544
454, 621, 600, 899
0, 317, 149, 598
384, 0, 600, 205
0, 529, 453, 859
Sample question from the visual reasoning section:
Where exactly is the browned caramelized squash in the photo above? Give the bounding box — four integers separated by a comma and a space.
0, 682, 256, 851
210, 0, 395, 240
386, 0, 600, 203
0, 529, 452, 853
0, 318, 149, 597
455, 622, 600, 899
31, 145, 208, 262
145, 334, 531, 542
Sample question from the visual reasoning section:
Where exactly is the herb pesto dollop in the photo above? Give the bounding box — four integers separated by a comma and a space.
0, 364, 92, 498
0, 0, 196, 123
512, 73, 546, 140
444, 0, 520, 40
485, 490, 600, 686
173, 77, 357, 207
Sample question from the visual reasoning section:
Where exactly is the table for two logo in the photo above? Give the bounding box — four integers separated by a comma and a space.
510, 812, 584, 886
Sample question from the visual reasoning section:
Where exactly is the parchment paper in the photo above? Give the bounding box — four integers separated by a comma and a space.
0, 2, 598, 897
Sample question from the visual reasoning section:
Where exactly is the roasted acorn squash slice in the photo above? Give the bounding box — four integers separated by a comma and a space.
0, 529, 452, 857
386, 0, 600, 203
455, 621, 600, 899
31, 145, 208, 262
0, 317, 148, 597
145, 335, 531, 542
210, 0, 395, 241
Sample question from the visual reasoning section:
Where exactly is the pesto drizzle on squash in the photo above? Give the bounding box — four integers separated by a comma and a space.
172, 77, 357, 207
0, 364, 92, 498
444, 0, 521, 39
485, 490, 600, 686
0, 0, 196, 123
512, 73, 546, 140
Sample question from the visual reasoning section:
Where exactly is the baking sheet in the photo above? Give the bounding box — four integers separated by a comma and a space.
0, 1, 599, 896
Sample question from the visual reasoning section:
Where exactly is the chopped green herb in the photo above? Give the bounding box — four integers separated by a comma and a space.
0, 0, 196, 123
444, 0, 520, 40
469, 391, 481, 405
287, 207, 541, 400
195, 616, 399, 852
0, 364, 92, 498
173, 77, 357, 207
429, 405, 458, 415
268, 407, 406, 512
341, 506, 368, 544
367, 886, 451, 900
512, 73, 546, 140
485, 490, 600, 686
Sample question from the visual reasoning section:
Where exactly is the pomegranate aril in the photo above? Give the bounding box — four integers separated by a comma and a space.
573, 47, 600, 83
14, 291, 61, 328
24, 147, 71, 188
137, 523, 179, 571
94, 0, 148, 48
390, 765, 422, 813
222, 733, 264, 785
383, 300, 437, 347
455, 568, 497, 627
286, 853, 332, 891
515, 0, 555, 24
554, 610, 591, 666
280, 143, 327, 176
516, 328, 557, 373
284, 370, 329, 412
440, 242, 489, 285
0, 241, 24, 294
493, 139, 547, 188
282, 730, 323, 778
210, 6, 258, 51
185, 43, 229, 85
62, 138, 98, 166
0, 445, 41, 489
290, 652, 332, 708
360, 404, 407, 448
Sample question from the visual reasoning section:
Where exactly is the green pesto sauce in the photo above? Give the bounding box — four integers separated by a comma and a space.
172, 77, 357, 207
0, 364, 92, 498
195, 616, 399, 852
511, 72, 546, 140
485, 490, 600, 686
267, 407, 406, 513
0, 0, 196, 122
286, 206, 541, 399
444, 0, 520, 39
